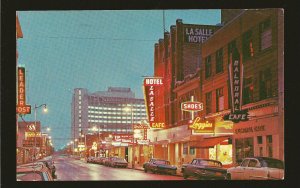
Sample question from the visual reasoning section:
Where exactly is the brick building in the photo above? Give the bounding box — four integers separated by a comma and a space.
148, 9, 284, 167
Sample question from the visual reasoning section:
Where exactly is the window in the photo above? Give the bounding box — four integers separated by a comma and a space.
259, 68, 272, 100
242, 30, 254, 61
206, 92, 212, 114
243, 77, 254, 104
205, 55, 212, 78
257, 136, 263, 144
228, 40, 236, 65
183, 143, 188, 155
216, 48, 223, 73
189, 147, 195, 155
267, 135, 273, 157
235, 138, 254, 163
248, 159, 260, 168
259, 19, 272, 50
241, 159, 250, 167
216, 87, 224, 112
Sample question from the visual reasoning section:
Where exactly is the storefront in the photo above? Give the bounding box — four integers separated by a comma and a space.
232, 114, 280, 163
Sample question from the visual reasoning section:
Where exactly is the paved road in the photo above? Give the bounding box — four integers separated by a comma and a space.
54, 155, 184, 181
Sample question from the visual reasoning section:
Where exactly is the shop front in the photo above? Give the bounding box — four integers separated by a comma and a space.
232, 115, 281, 163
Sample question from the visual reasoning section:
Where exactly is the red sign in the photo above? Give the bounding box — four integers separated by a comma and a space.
143, 77, 165, 129
224, 47, 249, 123
17, 67, 31, 114
181, 101, 203, 111
113, 134, 133, 144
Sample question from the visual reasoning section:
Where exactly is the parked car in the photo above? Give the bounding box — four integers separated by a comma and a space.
38, 160, 57, 179
110, 157, 128, 168
86, 156, 95, 163
97, 157, 108, 165
104, 157, 118, 167
182, 158, 227, 180
226, 157, 284, 180
143, 158, 177, 175
17, 163, 54, 181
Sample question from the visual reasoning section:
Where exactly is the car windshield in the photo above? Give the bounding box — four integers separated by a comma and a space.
261, 158, 284, 169
199, 160, 221, 167
155, 160, 169, 165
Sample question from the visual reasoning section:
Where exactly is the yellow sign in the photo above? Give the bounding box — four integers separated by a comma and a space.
189, 117, 213, 129
25, 132, 41, 137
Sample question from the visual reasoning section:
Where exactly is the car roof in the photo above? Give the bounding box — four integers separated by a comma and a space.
245, 157, 283, 162
193, 158, 222, 163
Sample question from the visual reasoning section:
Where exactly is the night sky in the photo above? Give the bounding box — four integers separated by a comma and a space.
17, 10, 221, 150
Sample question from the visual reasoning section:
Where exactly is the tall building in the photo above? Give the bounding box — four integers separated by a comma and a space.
71, 87, 147, 141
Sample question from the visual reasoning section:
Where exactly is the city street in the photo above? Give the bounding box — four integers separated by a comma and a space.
54, 155, 184, 181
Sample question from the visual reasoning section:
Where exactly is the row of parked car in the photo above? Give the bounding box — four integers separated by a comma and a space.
181, 157, 284, 180
142, 156, 284, 180
86, 156, 128, 168
17, 157, 57, 181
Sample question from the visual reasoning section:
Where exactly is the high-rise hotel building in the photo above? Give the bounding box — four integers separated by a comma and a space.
71, 87, 147, 141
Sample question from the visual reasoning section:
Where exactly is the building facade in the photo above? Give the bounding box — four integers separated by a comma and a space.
147, 9, 284, 167
71, 87, 148, 162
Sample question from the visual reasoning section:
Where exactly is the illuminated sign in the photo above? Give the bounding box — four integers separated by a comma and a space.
189, 117, 214, 134
16, 67, 31, 114
183, 25, 219, 43
137, 140, 150, 145
113, 134, 133, 144
92, 142, 97, 150
25, 132, 41, 137
223, 48, 249, 123
181, 101, 203, 112
133, 124, 150, 129
143, 77, 165, 129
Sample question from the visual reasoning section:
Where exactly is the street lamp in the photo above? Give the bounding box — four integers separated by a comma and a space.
92, 125, 102, 157
34, 103, 47, 162
124, 105, 134, 168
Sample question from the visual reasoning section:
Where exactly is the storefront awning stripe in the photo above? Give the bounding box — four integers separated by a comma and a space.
189, 136, 230, 148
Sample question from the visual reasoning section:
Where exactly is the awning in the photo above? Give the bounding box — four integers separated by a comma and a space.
189, 136, 231, 148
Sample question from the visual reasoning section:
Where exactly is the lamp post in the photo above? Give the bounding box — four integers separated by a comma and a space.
124, 105, 134, 169
34, 104, 47, 162
41, 127, 51, 157
92, 125, 101, 157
